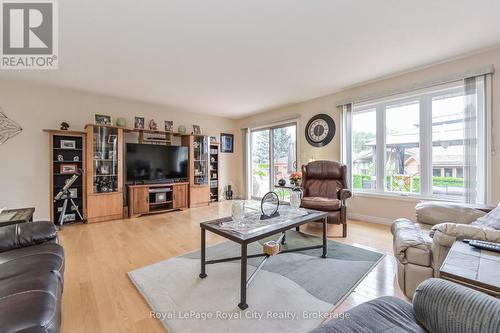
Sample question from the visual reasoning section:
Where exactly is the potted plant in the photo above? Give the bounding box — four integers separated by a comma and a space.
289, 171, 302, 187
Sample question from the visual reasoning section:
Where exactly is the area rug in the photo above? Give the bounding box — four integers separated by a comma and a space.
128, 231, 384, 333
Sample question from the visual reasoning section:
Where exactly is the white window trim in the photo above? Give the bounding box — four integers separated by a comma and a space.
346, 76, 490, 204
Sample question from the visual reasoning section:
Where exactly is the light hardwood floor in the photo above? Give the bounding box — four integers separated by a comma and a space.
59, 201, 406, 333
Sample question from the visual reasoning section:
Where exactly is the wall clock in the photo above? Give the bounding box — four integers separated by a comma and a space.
305, 113, 336, 147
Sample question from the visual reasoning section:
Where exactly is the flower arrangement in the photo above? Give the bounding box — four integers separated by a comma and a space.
289, 171, 302, 186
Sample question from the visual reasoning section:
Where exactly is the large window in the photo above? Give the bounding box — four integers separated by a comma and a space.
346, 77, 488, 203
250, 123, 297, 199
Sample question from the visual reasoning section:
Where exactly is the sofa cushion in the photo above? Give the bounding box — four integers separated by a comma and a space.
301, 197, 341, 211
0, 243, 64, 282
472, 205, 500, 230
0, 274, 62, 333
415, 202, 486, 225
308, 296, 426, 333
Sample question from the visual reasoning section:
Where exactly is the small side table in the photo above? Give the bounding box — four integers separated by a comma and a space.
440, 240, 500, 298
0, 207, 35, 227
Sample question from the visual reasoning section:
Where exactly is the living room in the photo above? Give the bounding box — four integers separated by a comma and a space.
1, 1, 499, 333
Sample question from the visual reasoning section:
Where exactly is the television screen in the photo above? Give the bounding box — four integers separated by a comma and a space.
126, 143, 189, 182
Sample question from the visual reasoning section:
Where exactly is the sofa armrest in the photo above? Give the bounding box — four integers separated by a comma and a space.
430, 223, 500, 247
339, 189, 352, 203
415, 201, 491, 226
0, 221, 58, 253
413, 278, 500, 333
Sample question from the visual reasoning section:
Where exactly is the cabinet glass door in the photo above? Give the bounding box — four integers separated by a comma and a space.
93, 126, 119, 193
193, 136, 209, 185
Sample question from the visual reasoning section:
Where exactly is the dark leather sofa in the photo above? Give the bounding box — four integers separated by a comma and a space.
300, 160, 352, 237
0, 221, 64, 333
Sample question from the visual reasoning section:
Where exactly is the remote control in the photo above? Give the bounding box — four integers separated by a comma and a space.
468, 240, 500, 253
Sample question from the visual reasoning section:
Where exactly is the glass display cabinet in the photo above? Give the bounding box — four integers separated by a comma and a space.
92, 126, 119, 193
193, 135, 209, 185
85, 125, 123, 223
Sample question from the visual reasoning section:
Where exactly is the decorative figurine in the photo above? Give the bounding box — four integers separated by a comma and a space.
60, 122, 70, 130
149, 119, 158, 131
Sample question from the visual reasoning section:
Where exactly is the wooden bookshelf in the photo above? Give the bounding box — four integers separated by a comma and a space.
44, 129, 87, 225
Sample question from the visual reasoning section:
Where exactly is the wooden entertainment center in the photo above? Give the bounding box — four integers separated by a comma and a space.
127, 182, 189, 218
45, 124, 219, 224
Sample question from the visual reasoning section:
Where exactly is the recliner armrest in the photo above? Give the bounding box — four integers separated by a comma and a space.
0, 221, 58, 253
339, 189, 352, 203
413, 278, 500, 333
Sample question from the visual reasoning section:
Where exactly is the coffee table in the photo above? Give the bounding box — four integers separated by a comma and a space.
199, 204, 328, 310
440, 240, 500, 298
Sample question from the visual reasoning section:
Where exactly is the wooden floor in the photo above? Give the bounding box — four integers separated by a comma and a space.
59, 201, 406, 333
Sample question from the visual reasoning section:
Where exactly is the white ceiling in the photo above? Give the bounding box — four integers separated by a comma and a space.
2, 0, 500, 118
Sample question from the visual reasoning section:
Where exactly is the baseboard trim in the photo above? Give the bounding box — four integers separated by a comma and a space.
348, 213, 394, 226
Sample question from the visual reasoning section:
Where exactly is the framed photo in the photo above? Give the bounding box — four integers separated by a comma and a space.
94, 114, 112, 126
134, 116, 145, 129
98, 164, 111, 175
63, 213, 76, 222
192, 124, 201, 135
60, 140, 76, 149
62, 188, 78, 199
60, 163, 78, 174
220, 133, 234, 153
165, 120, 173, 132
107, 134, 117, 143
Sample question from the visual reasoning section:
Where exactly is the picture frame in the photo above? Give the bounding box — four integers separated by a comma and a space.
62, 188, 78, 199
60, 163, 78, 174
107, 134, 117, 143
220, 133, 234, 153
94, 113, 112, 126
165, 120, 173, 132
192, 124, 201, 135
60, 140, 76, 149
98, 164, 111, 175
134, 116, 145, 129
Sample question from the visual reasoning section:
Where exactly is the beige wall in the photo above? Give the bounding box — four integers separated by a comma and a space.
0, 79, 240, 220
238, 46, 500, 223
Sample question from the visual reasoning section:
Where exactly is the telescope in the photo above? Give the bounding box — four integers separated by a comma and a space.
54, 168, 83, 227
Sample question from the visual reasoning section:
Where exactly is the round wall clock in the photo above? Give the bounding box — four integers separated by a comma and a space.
305, 113, 336, 147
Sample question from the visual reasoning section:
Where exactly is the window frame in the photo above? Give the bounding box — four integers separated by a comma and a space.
347, 79, 488, 203
248, 121, 298, 200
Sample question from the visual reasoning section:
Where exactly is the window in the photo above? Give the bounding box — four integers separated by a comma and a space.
250, 123, 297, 199
352, 109, 376, 190
345, 77, 488, 203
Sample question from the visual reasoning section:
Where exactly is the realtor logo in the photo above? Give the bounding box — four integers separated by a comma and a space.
1, 0, 58, 69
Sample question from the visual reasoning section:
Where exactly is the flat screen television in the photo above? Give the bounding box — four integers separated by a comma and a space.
126, 143, 189, 183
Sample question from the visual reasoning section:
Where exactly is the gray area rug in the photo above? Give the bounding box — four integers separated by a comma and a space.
129, 231, 384, 333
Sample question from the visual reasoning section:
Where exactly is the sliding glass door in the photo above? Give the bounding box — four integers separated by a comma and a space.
250, 123, 297, 199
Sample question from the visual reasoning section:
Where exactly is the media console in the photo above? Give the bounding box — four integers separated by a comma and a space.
127, 182, 189, 218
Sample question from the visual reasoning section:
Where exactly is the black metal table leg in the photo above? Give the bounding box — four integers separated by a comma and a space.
322, 217, 328, 258
238, 243, 248, 310
199, 227, 207, 278
281, 231, 287, 245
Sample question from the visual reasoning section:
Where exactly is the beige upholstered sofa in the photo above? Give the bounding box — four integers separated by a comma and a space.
392, 201, 500, 298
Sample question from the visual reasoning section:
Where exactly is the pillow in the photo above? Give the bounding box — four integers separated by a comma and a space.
471, 205, 500, 230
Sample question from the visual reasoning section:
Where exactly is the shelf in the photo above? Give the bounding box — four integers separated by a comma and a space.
54, 148, 82, 151
54, 173, 79, 176
94, 174, 118, 177
54, 160, 83, 163
94, 159, 117, 162
149, 200, 173, 206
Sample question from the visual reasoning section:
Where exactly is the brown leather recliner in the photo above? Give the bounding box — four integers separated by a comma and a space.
300, 160, 352, 237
